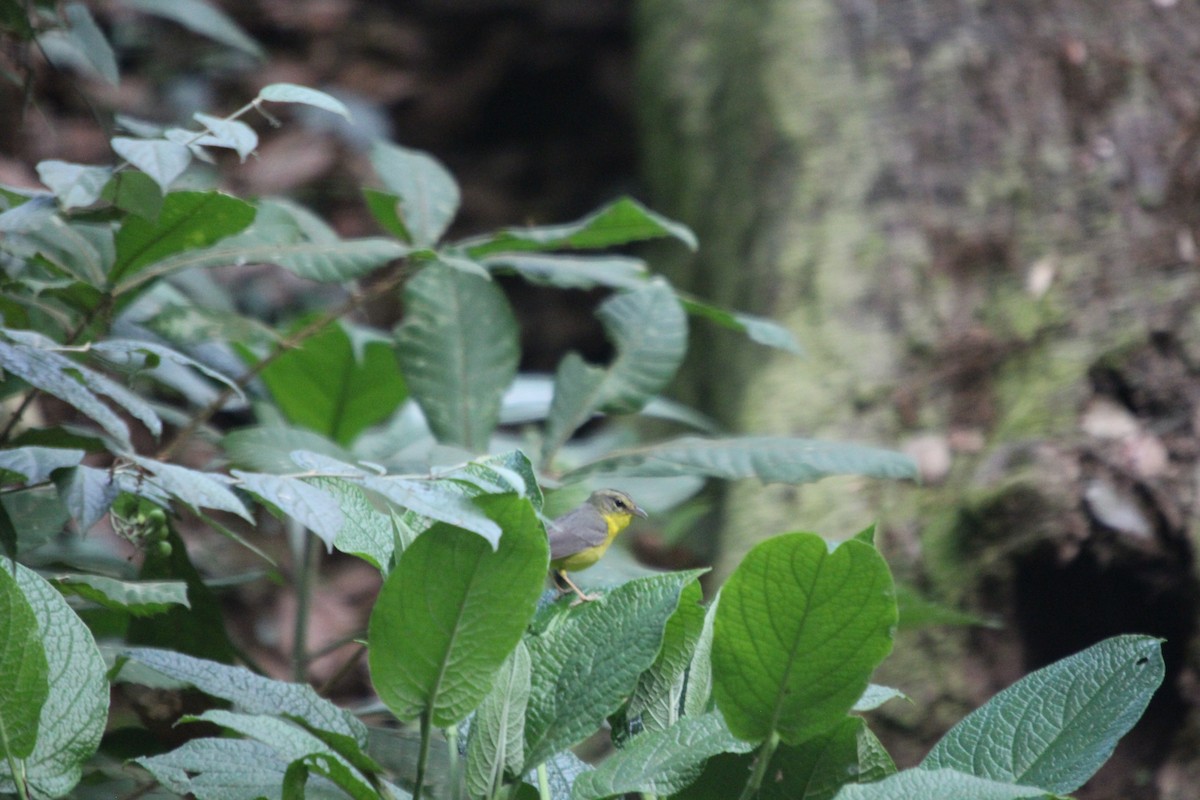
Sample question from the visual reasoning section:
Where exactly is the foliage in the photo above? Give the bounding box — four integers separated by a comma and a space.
0, 5, 1163, 800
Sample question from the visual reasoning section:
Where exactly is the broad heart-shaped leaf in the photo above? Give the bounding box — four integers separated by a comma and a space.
0, 446, 84, 484
52, 574, 189, 617
136, 737, 349, 800
466, 640, 532, 799
121, 648, 368, 746
462, 196, 697, 257
35, 160, 113, 209
832, 768, 1059, 800
110, 190, 255, 284
369, 494, 547, 727
370, 139, 460, 247
680, 296, 803, 355
572, 712, 752, 800
713, 533, 896, 745
0, 560, 107, 799
0, 564, 49, 760
921, 634, 1164, 793
120, 0, 264, 58
672, 717, 895, 800
522, 570, 706, 771
626, 580, 706, 734
541, 281, 687, 463
396, 262, 519, 451
110, 137, 193, 193
257, 321, 407, 446
563, 436, 918, 485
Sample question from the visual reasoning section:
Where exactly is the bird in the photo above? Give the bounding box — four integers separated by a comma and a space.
546, 488, 647, 603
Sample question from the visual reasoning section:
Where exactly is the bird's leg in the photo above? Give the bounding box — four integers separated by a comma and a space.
556, 570, 600, 605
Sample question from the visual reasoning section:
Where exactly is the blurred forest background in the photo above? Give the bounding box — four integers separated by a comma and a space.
6, 1, 1200, 798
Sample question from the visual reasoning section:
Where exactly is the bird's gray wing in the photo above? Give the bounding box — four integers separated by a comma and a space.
547, 507, 608, 561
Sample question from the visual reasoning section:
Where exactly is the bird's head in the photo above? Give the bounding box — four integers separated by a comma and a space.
588, 489, 648, 523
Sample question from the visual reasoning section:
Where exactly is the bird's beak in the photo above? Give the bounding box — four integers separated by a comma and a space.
634, 504, 648, 519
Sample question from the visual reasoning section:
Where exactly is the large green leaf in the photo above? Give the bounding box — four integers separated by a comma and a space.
626, 580, 706, 734
396, 262, 519, 451
541, 281, 687, 463
368, 494, 547, 727
122, 648, 368, 745
463, 196, 697, 257
370, 140, 460, 247
257, 321, 407, 446
713, 534, 896, 745
466, 640, 531, 799
481, 253, 648, 290
522, 570, 705, 771
921, 635, 1164, 793
135, 737, 350, 800
673, 718, 896, 800
116, 199, 409, 290
110, 190, 255, 284
0, 561, 107, 799
564, 436, 918, 484
832, 768, 1058, 800
53, 574, 189, 617
572, 712, 751, 800
0, 565, 49, 760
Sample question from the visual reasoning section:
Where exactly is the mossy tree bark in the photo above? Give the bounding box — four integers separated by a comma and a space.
636, 2, 1200, 797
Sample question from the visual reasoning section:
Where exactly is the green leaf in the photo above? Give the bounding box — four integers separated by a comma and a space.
233, 471, 345, 551
111, 190, 256, 284
573, 712, 751, 800
481, 253, 648, 290
682, 594, 718, 717
896, 584, 996, 629
921, 634, 1164, 793
564, 436, 918, 484
110, 137, 192, 193
396, 262, 519, 450
186, 710, 378, 799
466, 640, 531, 799
440, 450, 544, 514
0, 446, 84, 484
463, 196, 697, 257
193, 113, 258, 160
258, 83, 352, 119
368, 494, 548, 727
258, 322, 406, 446
0, 560, 107, 798
362, 187, 410, 241
832, 768, 1058, 800
680, 296, 803, 355
118, 0, 264, 58
92, 338, 244, 400
317, 476, 397, 572
136, 737, 350, 799
627, 580, 706, 733
0, 565, 49, 760
672, 717, 895, 800
35, 160, 113, 209
102, 170, 163, 220
223, 425, 354, 474
852, 684, 908, 712
370, 140, 459, 247
713, 533, 896, 745
522, 570, 706, 770
36, 3, 118, 85
542, 282, 687, 463
53, 574, 189, 616
125, 454, 252, 521
122, 648, 369, 745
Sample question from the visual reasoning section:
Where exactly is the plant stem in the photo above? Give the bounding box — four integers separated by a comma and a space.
290, 518, 315, 683
445, 724, 462, 800
155, 267, 407, 460
737, 732, 780, 800
413, 710, 433, 800
536, 763, 550, 800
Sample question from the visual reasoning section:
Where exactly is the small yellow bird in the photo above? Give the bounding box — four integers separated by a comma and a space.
547, 489, 647, 603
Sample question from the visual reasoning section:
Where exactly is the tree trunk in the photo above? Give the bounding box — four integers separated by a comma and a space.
635, 2, 1200, 797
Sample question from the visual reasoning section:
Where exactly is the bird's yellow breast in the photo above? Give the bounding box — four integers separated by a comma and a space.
553, 510, 634, 572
